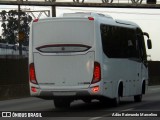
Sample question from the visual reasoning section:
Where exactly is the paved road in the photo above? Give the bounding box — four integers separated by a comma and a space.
0, 86, 160, 120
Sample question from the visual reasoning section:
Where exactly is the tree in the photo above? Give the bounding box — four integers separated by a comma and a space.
0, 36, 6, 43
0, 10, 32, 46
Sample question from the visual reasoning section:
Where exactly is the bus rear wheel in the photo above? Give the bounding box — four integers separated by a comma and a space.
54, 99, 71, 109
134, 94, 142, 102
112, 94, 120, 107
83, 99, 92, 104
112, 83, 123, 107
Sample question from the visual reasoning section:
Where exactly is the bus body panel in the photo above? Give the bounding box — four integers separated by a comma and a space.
31, 18, 96, 90
29, 13, 150, 104
33, 52, 94, 89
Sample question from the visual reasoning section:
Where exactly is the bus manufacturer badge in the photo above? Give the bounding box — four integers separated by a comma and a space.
61, 47, 65, 51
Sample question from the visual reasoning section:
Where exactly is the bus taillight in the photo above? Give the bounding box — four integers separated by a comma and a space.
91, 62, 101, 84
29, 63, 38, 84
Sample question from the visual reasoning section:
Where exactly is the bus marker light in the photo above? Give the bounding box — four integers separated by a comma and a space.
31, 87, 37, 93
88, 17, 94, 21
33, 19, 39, 22
92, 86, 100, 93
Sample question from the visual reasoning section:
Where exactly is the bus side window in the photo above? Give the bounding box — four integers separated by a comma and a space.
125, 29, 139, 59
127, 39, 135, 57
137, 33, 147, 62
100, 24, 139, 59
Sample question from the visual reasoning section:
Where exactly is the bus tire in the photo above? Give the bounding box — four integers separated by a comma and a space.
134, 81, 144, 102
142, 81, 146, 94
112, 94, 120, 107
112, 84, 122, 107
54, 99, 71, 109
134, 94, 142, 102
83, 99, 92, 104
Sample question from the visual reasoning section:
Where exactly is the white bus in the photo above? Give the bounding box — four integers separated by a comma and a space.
29, 12, 152, 108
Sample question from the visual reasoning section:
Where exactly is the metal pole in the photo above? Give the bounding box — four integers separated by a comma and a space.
51, 6, 56, 17
51, 0, 56, 17
18, 5, 22, 56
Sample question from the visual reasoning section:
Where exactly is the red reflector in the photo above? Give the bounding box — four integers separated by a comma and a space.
33, 19, 39, 22
91, 62, 101, 84
31, 87, 37, 93
88, 17, 94, 21
29, 63, 37, 84
92, 86, 100, 93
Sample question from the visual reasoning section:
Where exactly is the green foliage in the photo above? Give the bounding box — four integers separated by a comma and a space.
0, 10, 32, 46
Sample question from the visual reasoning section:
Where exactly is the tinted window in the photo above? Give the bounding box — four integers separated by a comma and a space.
136, 28, 147, 61
100, 24, 139, 58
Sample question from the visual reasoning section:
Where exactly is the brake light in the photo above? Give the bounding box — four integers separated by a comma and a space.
29, 63, 38, 84
88, 17, 94, 21
33, 19, 39, 22
91, 62, 101, 84
36, 44, 91, 53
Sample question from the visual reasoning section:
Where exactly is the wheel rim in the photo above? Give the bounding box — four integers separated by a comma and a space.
131, 0, 143, 4
73, 0, 84, 3
102, 0, 113, 3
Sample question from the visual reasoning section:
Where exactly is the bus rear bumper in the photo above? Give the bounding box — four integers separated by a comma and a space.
30, 87, 105, 100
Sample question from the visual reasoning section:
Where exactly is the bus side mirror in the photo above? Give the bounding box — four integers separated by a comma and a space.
147, 39, 152, 49
143, 32, 152, 49
143, 32, 149, 39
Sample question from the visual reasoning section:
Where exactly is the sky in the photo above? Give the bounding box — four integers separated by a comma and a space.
0, 2, 160, 61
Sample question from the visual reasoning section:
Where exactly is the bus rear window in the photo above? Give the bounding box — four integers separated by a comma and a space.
36, 44, 91, 53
